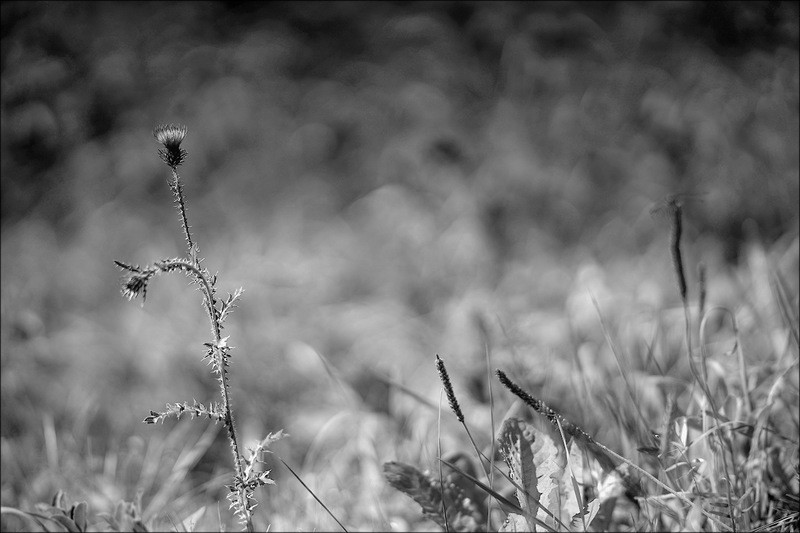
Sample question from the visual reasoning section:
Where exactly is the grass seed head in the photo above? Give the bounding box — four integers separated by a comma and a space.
436, 354, 464, 423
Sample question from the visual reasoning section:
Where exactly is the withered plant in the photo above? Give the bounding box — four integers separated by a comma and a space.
115, 124, 284, 532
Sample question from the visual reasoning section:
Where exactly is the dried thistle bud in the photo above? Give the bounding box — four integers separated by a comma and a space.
154, 123, 188, 167
121, 273, 151, 301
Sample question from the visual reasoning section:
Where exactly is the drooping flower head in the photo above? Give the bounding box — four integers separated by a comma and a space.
154, 124, 188, 167
121, 272, 150, 301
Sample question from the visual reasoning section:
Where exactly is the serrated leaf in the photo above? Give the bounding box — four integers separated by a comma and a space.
586, 498, 603, 527
500, 418, 584, 531
565, 439, 604, 531
499, 513, 530, 532
498, 418, 540, 531
529, 419, 571, 527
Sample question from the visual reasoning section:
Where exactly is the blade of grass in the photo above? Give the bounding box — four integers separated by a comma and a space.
373, 372, 438, 412
312, 347, 360, 409
438, 458, 522, 513
591, 293, 652, 443
439, 458, 559, 533
771, 270, 799, 351
663, 200, 738, 531
478, 313, 497, 533
144, 422, 220, 520
278, 457, 348, 532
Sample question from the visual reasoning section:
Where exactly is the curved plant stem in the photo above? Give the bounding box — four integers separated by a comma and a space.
155, 257, 251, 531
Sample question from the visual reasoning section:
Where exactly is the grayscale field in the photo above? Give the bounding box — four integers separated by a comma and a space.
2, 2, 798, 531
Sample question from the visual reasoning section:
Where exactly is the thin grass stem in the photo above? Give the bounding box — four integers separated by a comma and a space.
436, 392, 450, 532
278, 457, 348, 532
669, 200, 737, 531
481, 322, 497, 533
435, 355, 492, 482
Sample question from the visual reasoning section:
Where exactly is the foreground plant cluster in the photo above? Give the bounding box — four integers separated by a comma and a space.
2, 123, 797, 532
382, 200, 798, 532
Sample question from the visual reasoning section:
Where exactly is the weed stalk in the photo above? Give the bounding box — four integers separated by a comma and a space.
115, 124, 283, 531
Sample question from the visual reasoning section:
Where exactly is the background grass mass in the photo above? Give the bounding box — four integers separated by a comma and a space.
1, 1, 798, 531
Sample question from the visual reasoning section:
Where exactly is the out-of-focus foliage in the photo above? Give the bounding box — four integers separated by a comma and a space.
1, 1, 798, 531
2, 2, 797, 248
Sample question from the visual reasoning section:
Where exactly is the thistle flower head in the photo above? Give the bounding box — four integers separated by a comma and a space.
115, 260, 156, 302
154, 123, 188, 167
122, 272, 150, 301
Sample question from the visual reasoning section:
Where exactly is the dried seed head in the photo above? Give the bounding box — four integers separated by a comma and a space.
154, 123, 188, 167
496, 369, 596, 444
651, 194, 697, 305
436, 354, 464, 422
697, 262, 706, 316
669, 201, 687, 304
122, 273, 150, 301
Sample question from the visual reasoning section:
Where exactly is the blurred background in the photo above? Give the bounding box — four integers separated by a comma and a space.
2, 1, 798, 530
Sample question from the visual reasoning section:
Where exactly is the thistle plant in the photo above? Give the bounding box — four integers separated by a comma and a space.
115, 124, 283, 531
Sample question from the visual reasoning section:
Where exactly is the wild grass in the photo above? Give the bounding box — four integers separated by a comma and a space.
1, 5, 797, 532
384, 197, 799, 531
1, 126, 797, 532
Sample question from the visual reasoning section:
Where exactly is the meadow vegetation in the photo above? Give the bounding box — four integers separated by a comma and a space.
1, 2, 798, 531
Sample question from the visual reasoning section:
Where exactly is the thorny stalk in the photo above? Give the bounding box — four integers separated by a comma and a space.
115, 124, 280, 531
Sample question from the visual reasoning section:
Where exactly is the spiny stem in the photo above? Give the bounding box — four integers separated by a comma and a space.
156, 258, 249, 530
142, 124, 264, 531
169, 167, 195, 258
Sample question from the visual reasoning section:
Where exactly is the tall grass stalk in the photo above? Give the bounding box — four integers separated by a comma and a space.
436, 388, 451, 532
435, 355, 491, 480
665, 197, 739, 531
477, 315, 497, 533
277, 457, 348, 532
